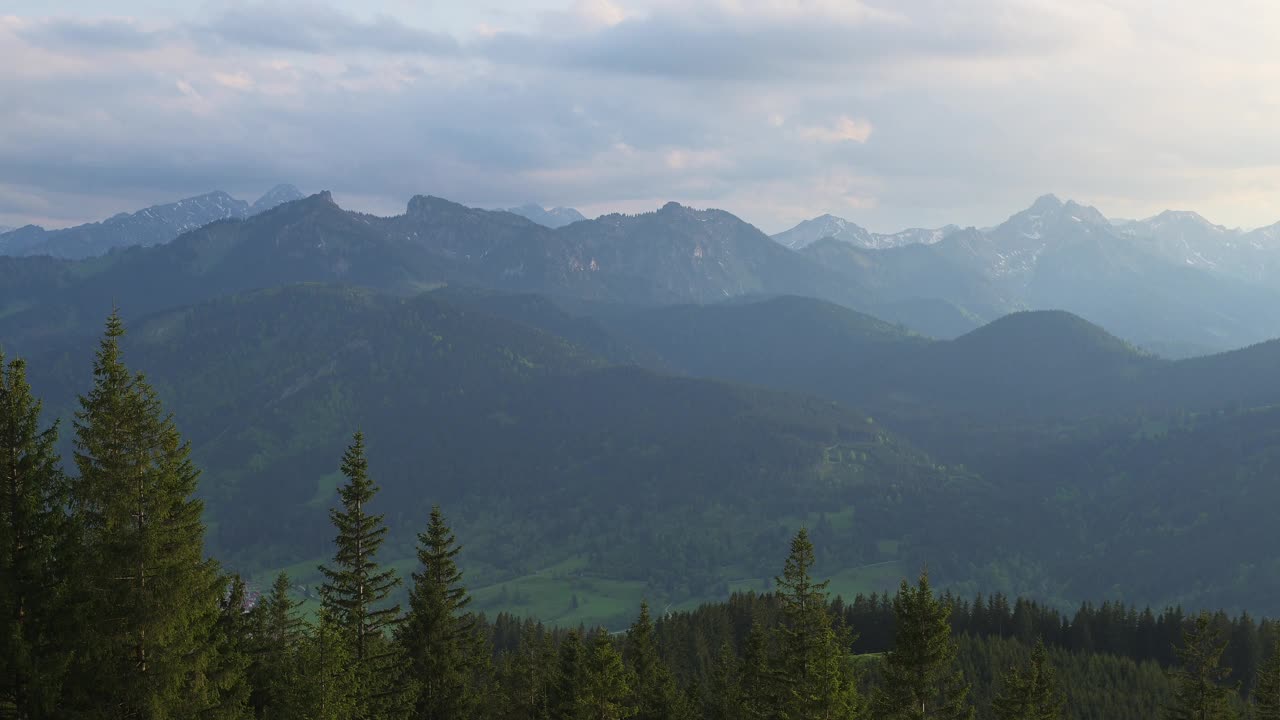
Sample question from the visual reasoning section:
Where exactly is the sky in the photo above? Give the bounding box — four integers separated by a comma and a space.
4, 0, 1280, 234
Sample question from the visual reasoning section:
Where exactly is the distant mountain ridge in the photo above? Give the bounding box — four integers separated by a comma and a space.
0, 184, 304, 259
798, 194, 1280, 352
8, 188, 1280, 354
772, 213, 957, 250
504, 203, 587, 228
0, 192, 868, 355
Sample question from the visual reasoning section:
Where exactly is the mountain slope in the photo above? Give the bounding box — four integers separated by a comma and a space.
504, 204, 587, 228
250, 184, 305, 214
23, 284, 972, 618
0, 191, 250, 259
0, 185, 306, 260
0, 193, 869, 355
802, 195, 1280, 352
773, 213, 955, 250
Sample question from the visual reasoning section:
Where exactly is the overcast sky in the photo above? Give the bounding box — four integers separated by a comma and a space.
4, 0, 1280, 233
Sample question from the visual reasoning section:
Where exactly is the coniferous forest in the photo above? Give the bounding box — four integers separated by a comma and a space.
5, 314, 1280, 719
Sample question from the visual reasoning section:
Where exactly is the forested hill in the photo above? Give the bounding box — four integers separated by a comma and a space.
23, 284, 978, 625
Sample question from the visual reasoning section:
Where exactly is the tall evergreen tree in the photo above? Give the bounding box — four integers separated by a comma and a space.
292, 609, 359, 720
317, 431, 402, 719
625, 602, 688, 720
874, 570, 975, 720
398, 505, 488, 720
738, 620, 773, 720
204, 575, 252, 720
577, 631, 635, 720
1165, 611, 1238, 720
550, 632, 586, 720
773, 529, 861, 720
991, 639, 1064, 720
0, 353, 70, 718
65, 312, 228, 718
1254, 639, 1280, 720
248, 572, 306, 719
497, 620, 556, 720
703, 642, 744, 720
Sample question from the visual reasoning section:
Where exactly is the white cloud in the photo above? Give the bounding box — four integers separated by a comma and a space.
799, 116, 874, 144
6, 1, 1280, 233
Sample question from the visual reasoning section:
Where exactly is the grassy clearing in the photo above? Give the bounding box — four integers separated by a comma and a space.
252, 554, 907, 630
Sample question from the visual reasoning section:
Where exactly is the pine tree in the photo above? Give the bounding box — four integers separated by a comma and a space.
991, 639, 1064, 720
773, 529, 861, 720
625, 602, 688, 720
248, 573, 307, 718
577, 630, 636, 720
550, 632, 586, 720
249, 571, 309, 717
292, 609, 360, 720
497, 621, 555, 720
65, 312, 228, 717
317, 431, 403, 719
204, 575, 253, 719
398, 505, 489, 720
1165, 611, 1238, 720
1254, 639, 1280, 720
0, 353, 70, 718
874, 570, 975, 720
739, 620, 773, 720
703, 642, 744, 720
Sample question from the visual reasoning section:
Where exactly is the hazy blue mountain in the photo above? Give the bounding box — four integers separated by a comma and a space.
1116, 210, 1280, 288
0, 191, 251, 259
0, 193, 868, 355
504, 203, 587, 228
0, 185, 306, 260
249, 183, 305, 214
772, 213, 956, 250
803, 195, 1280, 352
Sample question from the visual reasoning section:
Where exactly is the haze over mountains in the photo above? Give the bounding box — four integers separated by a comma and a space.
0, 184, 303, 260
503, 203, 587, 228
7, 185, 1280, 624
9, 188, 1280, 356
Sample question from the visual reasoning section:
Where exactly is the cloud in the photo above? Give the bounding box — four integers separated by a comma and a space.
15, 16, 171, 51
198, 3, 459, 55
5, 0, 1280, 234
799, 117, 874, 144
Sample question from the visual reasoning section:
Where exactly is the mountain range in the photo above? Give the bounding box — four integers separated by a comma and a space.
10, 187, 1280, 354
9, 186, 1280, 618
772, 213, 957, 250
0, 184, 304, 259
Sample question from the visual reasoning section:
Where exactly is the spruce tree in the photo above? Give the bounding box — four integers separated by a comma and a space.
739, 620, 773, 720
991, 639, 1064, 720
1254, 639, 1280, 720
773, 529, 861, 720
578, 630, 636, 720
703, 642, 744, 720
65, 312, 228, 717
248, 573, 307, 718
204, 575, 253, 719
293, 609, 359, 720
1165, 611, 1238, 720
317, 431, 402, 719
497, 620, 555, 720
550, 632, 585, 720
0, 353, 70, 718
625, 602, 688, 720
873, 570, 975, 720
398, 505, 488, 720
